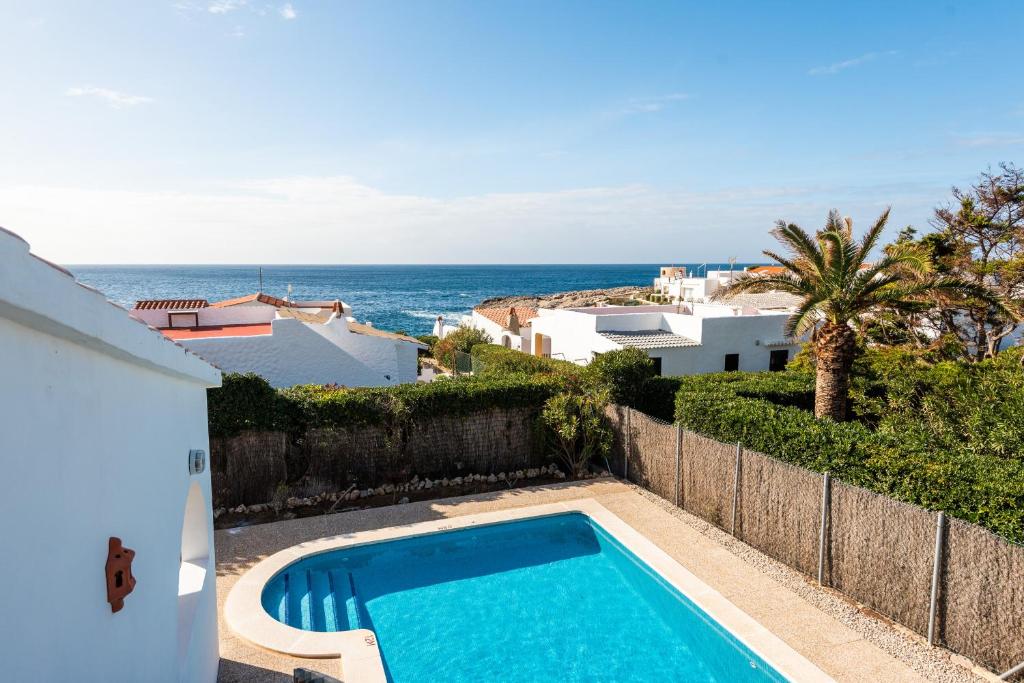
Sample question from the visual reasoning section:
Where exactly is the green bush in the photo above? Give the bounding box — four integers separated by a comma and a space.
540, 389, 613, 477
673, 367, 1024, 542
416, 334, 439, 350
432, 326, 492, 368
586, 348, 656, 406
209, 371, 567, 438
470, 343, 582, 379
207, 372, 281, 436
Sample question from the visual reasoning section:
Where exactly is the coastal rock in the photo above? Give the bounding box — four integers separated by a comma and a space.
477, 286, 647, 311
487, 474, 497, 483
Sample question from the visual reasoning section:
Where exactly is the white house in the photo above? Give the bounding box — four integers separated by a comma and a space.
131, 293, 425, 388
0, 227, 222, 682
528, 302, 803, 375
653, 267, 743, 303
469, 305, 540, 352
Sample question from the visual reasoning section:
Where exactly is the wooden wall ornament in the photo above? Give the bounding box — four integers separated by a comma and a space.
105, 537, 137, 613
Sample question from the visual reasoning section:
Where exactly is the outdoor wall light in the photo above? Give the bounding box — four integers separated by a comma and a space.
188, 449, 206, 475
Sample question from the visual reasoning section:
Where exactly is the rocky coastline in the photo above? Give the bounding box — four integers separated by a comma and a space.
477, 285, 648, 310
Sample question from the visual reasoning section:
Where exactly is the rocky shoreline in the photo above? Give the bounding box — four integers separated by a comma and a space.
477, 285, 648, 310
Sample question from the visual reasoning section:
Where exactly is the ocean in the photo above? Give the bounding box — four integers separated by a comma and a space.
68, 263, 759, 336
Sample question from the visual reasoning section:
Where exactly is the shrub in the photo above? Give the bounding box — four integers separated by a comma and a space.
207, 372, 280, 436
432, 326, 492, 368
673, 367, 1024, 542
209, 371, 567, 438
416, 334, 439, 350
585, 348, 656, 406
540, 390, 613, 477
470, 343, 582, 379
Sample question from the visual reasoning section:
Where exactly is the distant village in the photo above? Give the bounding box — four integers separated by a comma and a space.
125, 264, 814, 387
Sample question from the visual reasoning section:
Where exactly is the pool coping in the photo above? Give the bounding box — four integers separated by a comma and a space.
224, 498, 836, 682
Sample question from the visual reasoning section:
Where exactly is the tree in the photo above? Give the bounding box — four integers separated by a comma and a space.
719, 209, 998, 421
540, 389, 613, 477
431, 325, 492, 369
926, 163, 1024, 360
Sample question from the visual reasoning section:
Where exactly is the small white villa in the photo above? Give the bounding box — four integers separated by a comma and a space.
470, 305, 540, 352
0, 227, 222, 682
528, 302, 803, 374
131, 293, 425, 388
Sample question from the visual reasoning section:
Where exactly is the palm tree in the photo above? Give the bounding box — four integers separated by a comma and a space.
718, 209, 1004, 421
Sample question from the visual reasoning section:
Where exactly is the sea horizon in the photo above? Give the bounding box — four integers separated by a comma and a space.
70, 262, 766, 336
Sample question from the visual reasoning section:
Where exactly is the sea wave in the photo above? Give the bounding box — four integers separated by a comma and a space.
404, 310, 471, 323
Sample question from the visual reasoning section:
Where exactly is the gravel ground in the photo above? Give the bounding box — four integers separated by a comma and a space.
626, 484, 998, 683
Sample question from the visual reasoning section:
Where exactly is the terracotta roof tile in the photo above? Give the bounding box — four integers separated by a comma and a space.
134, 299, 209, 310
474, 306, 539, 329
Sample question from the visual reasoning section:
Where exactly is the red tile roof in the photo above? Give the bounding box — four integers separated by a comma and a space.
473, 306, 539, 329
159, 323, 273, 339
209, 293, 341, 309
134, 299, 209, 310
209, 293, 289, 308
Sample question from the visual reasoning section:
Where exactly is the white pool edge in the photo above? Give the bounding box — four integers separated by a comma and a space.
224, 499, 836, 683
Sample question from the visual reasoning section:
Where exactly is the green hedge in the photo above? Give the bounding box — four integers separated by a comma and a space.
673, 369, 1024, 542
470, 344, 583, 378
208, 371, 567, 438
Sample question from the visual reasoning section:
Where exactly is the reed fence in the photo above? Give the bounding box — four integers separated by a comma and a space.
605, 404, 1024, 680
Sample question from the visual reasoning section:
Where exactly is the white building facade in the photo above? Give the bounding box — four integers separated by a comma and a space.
0, 228, 222, 682
653, 267, 744, 303
469, 306, 539, 353
131, 294, 424, 388
528, 303, 802, 375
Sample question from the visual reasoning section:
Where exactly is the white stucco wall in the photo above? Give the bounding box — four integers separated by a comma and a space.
178, 316, 420, 387
530, 307, 801, 373
0, 229, 221, 683
469, 312, 529, 350
132, 306, 275, 329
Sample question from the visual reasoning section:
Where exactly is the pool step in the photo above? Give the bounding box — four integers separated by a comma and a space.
281, 569, 364, 631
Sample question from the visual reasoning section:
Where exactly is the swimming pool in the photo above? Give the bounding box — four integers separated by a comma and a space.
251, 508, 817, 682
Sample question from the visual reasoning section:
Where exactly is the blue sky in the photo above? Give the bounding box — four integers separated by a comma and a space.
1, 1, 1021, 263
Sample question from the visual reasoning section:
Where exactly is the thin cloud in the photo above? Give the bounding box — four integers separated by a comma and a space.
621, 93, 692, 114
279, 3, 296, 19
808, 51, 896, 76
0, 176, 941, 265
952, 132, 1024, 148
208, 0, 246, 14
65, 86, 153, 108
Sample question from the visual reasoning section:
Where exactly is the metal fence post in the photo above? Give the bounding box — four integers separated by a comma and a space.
817, 471, 831, 585
624, 408, 631, 481
674, 425, 682, 508
927, 511, 945, 646
999, 661, 1024, 681
731, 442, 742, 536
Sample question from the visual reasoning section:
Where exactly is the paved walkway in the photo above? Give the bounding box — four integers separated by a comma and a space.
215, 480, 985, 682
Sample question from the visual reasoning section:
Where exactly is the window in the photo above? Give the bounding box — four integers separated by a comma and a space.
168, 312, 199, 328
769, 349, 789, 372
724, 353, 739, 371
650, 356, 662, 376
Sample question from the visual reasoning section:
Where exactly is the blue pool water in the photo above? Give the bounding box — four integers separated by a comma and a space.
262, 514, 788, 682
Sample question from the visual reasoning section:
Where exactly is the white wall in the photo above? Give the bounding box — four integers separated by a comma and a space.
132, 306, 274, 329
530, 310, 618, 363
180, 317, 393, 387
0, 228, 221, 683
529, 307, 801, 374
655, 313, 800, 375
469, 311, 528, 351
